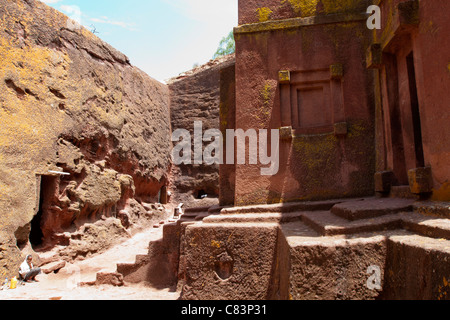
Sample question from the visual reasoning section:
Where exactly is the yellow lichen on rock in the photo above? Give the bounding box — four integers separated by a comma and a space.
211, 240, 222, 249
256, 80, 276, 127
257, 7, 273, 22
432, 182, 450, 201
321, 0, 363, 15
0, 0, 173, 279
281, 0, 364, 17
0, 34, 70, 157
293, 134, 338, 171
282, 0, 320, 16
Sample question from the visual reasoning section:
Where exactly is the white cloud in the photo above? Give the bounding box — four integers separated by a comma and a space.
138, 0, 237, 81
40, 0, 62, 4
57, 4, 84, 30
162, 0, 238, 56
60, 4, 81, 16
90, 16, 138, 31
165, 0, 237, 25
56, 4, 137, 32
41, 0, 238, 81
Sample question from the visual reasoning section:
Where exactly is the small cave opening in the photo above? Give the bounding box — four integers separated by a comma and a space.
30, 203, 44, 249
195, 189, 208, 200
30, 175, 58, 250
15, 224, 31, 251
159, 186, 168, 205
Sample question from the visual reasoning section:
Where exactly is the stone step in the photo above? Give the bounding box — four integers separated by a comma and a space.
202, 212, 303, 224
116, 254, 150, 276
281, 221, 407, 247
302, 211, 402, 236
184, 206, 213, 214
178, 205, 226, 220
220, 199, 348, 215
179, 211, 220, 223
413, 201, 450, 219
383, 234, 450, 300
331, 198, 414, 221
115, 224, 180, 278
280, 221, 321, 242
400, 212, 450, 240
281, 222, 450, 300
390, 185, 419, 200
301, 210, 450, 240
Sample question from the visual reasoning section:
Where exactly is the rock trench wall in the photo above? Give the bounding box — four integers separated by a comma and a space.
0, 0, 230, 278
167, 55, 235, 209
0, 0, 173, 277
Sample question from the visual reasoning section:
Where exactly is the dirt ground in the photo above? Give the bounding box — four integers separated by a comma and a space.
0, 225, 181, 301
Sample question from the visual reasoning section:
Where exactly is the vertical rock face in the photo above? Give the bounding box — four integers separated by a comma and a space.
372, 0, 450, 201
0, 0, 172, 276
167, 55, 235, 208
233, 0, 375, 206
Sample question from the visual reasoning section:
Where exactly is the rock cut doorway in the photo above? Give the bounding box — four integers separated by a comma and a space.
30, 175, 58, 251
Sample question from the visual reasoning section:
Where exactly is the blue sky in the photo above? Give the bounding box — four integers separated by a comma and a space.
40, 0, 238, 83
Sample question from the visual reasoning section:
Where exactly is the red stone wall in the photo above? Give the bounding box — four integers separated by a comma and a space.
373, 0, 450, 200
238, 0, 372, 25
233, 3, 375, 205
219, 62, 237, 206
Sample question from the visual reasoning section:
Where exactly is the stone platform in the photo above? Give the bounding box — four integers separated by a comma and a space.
110, 197, 450, 300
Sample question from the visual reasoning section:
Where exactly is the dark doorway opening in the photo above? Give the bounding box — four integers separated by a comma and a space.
159, 186, 168, 204
195, 189, 208, 200
406, 52, 425, 168
30, 175, 57, 250
383, 53, 408, 185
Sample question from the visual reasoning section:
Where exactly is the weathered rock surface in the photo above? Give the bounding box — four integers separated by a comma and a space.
167, 55, 235, 208
0, 0, 172, 277
155, 198, 450, 300
41, 260, 66, 275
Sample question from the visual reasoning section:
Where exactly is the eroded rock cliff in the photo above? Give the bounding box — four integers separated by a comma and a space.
167, 55, 235, 209
0, 0, 172, 277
